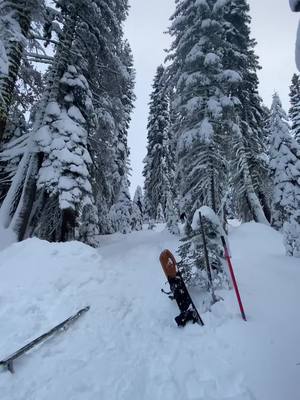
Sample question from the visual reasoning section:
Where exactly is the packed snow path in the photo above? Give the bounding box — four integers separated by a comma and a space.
0, 223, 300, 399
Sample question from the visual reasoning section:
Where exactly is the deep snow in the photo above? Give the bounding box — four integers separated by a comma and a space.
0, 223, 299, 399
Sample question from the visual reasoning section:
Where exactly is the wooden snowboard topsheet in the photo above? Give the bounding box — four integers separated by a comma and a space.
159, 249, 177, 279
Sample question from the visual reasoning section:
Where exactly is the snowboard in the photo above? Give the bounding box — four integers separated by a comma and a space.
159, 249, 204, 327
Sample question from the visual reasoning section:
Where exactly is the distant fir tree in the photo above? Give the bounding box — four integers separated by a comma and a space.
131, 185, 144, 231
261, 104, 271, 147
143, 65, 174, 220
109, 176, 132, 234
167, 0, 242, 218
133, 185, 144, 217
223, 0, 270, 224
289, 73, 300, 144
165, 193, 179, 235
156, 202, 165, 223
131, 203, 143, 232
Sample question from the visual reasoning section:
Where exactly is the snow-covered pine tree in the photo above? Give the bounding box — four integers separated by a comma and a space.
167, 0, 241, 218
269, 93, 300, 250
165, 193, 179, 235
0, 0, 129, 243
289, 74, 300, 144
143, 65, 173, 220
109, 176, 133, 234
223, 0, 271, 224
269, 93, 290, 230
178, 206, 227, 289
0, 0, 45, 139
115, 40, 135, 194
34, 66, 96, 241
133, 185, 144, 216
89, 4, 135, 233
131, 185, 143, 231
131, 203, 143, 232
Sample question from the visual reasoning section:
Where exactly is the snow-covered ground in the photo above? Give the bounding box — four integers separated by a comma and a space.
0, 223, 299, 400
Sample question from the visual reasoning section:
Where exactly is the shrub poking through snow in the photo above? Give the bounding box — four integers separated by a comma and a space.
178, 206, 228, 289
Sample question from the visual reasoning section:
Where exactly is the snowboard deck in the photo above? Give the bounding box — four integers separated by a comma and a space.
160, 250, 204, 327
160, 249, 177, 279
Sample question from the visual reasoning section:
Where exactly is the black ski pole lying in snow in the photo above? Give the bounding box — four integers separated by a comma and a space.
0, 306, 90, 374
221, 236, 247, 321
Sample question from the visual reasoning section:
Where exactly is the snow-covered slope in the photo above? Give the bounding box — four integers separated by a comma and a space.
0, 223, 299, 400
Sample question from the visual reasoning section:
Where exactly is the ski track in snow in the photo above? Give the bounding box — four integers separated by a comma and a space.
0, 223, 299, 399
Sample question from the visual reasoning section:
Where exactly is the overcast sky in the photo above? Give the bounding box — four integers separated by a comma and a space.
124, 0, 299, 194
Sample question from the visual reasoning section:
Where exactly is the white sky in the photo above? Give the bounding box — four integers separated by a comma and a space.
124, 0, 299, 194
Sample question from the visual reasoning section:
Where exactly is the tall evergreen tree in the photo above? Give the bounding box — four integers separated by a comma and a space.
223, 0, 270, 224
0, 0, 134, 244
143, 65, 173, 220
90, 9, 135, 233
289, 73, 300, 144
168, 0, 241, 218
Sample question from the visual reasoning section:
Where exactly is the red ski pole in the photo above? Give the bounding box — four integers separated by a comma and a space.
221, 236, 247, 321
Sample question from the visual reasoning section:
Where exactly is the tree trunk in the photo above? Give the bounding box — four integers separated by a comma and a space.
10, 154, 39, 240
258, 191, 272, 224
243, 167, 269, 225
61, 209, 76, 242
